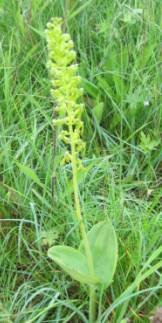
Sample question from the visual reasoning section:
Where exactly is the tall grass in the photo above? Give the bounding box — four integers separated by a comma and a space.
0, 0, 162, 322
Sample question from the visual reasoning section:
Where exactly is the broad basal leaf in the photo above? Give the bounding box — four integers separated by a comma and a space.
80, 221, 118, 289
48, 245, 98, 285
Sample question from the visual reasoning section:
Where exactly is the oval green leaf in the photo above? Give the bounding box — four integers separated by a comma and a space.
80, 221, 118, 289
48, 245, 98, 285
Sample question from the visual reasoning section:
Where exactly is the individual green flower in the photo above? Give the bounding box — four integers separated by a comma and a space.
46, 17, 85, 168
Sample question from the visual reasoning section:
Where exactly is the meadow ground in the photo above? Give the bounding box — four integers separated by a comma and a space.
0, 0, 162, 322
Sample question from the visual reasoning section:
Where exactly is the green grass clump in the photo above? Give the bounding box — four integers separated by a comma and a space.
0, 0, 162, 322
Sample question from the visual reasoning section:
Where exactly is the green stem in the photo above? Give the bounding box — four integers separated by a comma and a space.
69, 123, 96, 321
69, 123, 94, 273
89, 286, 96, 323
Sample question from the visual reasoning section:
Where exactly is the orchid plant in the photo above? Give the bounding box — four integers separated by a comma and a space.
46, 18, 118, 322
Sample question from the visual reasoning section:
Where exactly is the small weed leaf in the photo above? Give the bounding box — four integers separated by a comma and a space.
80, 221, 118, 289
15, 161, 43, 187
48, 245, 98, 285
93, 100, 104, 124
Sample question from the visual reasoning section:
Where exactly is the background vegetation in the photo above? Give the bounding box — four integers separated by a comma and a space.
0, 0, 161, 322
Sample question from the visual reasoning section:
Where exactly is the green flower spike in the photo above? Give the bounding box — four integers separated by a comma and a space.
46, 17, 85, 168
